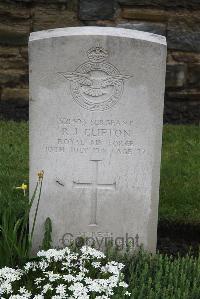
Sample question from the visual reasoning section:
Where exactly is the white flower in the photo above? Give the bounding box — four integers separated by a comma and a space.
0, 267, 23, 295
19, 286, 31, 297
119, 281, 128, 288
41, 283, 53, 294
34, 278, 44, 286
68, 282, 89, 299
44, 271, 61, 282
38, 260, 49, 271
56, 284, 66, 296
80, 246, 106, 259
0, 246, 129, 298
62, 274, 75, 282
101, 261, 124, 275
24, 262, 38, 272
92, 261, 101, 268
37, 247, 70, 262
10, 296, 29, 299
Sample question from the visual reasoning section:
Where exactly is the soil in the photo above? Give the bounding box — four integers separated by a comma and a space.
157, 220, 200, 256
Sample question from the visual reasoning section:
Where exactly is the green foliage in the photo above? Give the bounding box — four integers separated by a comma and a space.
0, 177, 43, 268
111, 249, 200, 299
159, 125, 200, 223
0, 121, 28, 216
42, 217, 52, 250
1, 246, 200, 298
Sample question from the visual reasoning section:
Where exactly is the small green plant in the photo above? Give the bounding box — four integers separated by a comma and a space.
0, 171, 44, 267
42, 217, 52, 250
110, 249, 200, 299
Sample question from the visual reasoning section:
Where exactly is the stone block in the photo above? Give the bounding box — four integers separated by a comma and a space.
0, 2, 30, 20
166, 90, 200, 100
171, 52, 200, 63
79, 0, 115, 20
117, 21, 166, 36
187, 64, 200, 87
0, 57, 27, 70
122, 8, 168, 22
14, 0, 68, 2
117, 0, 200, 9
85, 20, 116, 27
0, 23, 30, 46
32, 5, 80, 31
1, 88, 29, 102
0, 99, 28, 121
0, 69, 28, 85
164, 98, 200, 124
19, 46, 28, 60
166, 64, 187, 88
0, 46, 20, 58
167, 18, 200, 53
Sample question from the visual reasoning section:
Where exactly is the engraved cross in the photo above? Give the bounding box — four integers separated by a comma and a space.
73, 160, 116, 226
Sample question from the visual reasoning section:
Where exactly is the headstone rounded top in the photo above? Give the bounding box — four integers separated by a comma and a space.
29, 26, 166, 46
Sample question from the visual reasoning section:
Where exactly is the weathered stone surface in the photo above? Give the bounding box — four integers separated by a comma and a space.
83, 20, 115, 27
122, 8, 168, 22
32, 5, 80, 31
0, 2, 30, 20
167, 19, 200, 53
1, 88, 29, 102
117, 21, 166, 36
0, 69, 27, 85
14, 0, 68, 2
0, 46, 20, 57
0, 99, 28, 121
171, 52, 200, 63
67, 0, 79, 12
166, 90, 200, 100
0, 23, 30, 46
29, 27, 166, 253
19, 46, 28, 60
187, 64, 200, 88
164, 99, 200, 124
79, 0, 115, 20
0, 57, 27, 70
166, 64, 187, 88
118, 0, 200, 9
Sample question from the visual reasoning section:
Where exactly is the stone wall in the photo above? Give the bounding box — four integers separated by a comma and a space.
0, 0, 199, 124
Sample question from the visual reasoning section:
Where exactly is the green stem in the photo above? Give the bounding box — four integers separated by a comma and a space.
19, 181, 39, 245
30, 178, 43, 240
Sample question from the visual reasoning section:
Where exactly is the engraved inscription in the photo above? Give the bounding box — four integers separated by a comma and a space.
45, 117, 146, 155
58, 45, 132, 111
73, 160, 116, 226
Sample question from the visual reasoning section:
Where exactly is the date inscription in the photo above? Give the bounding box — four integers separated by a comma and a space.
45, 117, 145, 155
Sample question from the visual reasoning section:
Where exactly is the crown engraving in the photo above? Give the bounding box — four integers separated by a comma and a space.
87, 45, 108, 63
58, 45, 132, 111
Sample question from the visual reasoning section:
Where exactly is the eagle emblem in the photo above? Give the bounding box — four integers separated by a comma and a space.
58, 45, 132, 111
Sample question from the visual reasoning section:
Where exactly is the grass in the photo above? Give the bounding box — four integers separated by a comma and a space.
0, 121, 28, 217
159, 125, 200, 224
0, 121, 199, 224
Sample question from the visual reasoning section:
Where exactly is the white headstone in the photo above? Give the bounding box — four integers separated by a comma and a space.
29, 27, 166, 253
